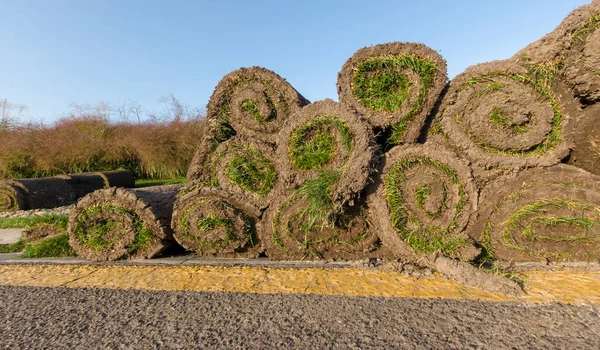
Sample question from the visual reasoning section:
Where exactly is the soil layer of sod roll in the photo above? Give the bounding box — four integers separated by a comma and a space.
276, 99, 378, 211
56, 170, 135, 198
439, 60, 571, 171
68, 184, 181, 262
187, 135, 281, 210
337, 42, 447, 145
0, 178, 76, 212
368, 142, 480, 261
469, 164, 600, 263
259, 190, 379, 260
515, 1, 600, 103
187, 67, 309, 180
171, 187, 261, 257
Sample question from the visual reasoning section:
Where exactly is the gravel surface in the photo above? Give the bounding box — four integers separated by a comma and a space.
0, 205, 73, 219
1, 286, 599, 349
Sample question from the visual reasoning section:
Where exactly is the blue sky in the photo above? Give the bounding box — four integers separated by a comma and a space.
0, 0, 591, 123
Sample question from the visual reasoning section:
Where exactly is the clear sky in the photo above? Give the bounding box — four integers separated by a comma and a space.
0, 0, 591, 123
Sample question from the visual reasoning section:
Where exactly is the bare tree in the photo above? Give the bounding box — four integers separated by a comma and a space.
0, 98, 28, 130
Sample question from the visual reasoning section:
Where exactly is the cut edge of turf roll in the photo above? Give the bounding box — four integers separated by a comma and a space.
0, 180, 28, 211
207, 66, 310, 143
67, 184, 181, 262
189, 135, 281, 210
368, 142, 480, 261
439, 60, 571, 171
469, 164, 600, 263
0, 177, 76, 212
259, 190, 379, 260
276, 99, 378, 212
171, 187, 262, 257
514, 1, 600, 103
337, 42, 447, 145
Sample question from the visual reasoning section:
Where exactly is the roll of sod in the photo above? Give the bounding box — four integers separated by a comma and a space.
171, 187, 261, 257
337, 42, 447, 145
469, 164, 600, 263
0, 178, 76, 212
439, 60, 571, 171
259, 192, 378, 260
276, 99, 378, 211
368, 143, 480, 260
67, 184, 181, 262
190, 135, 280, 210
513, 1, 600, 102
187, 67, 309, 180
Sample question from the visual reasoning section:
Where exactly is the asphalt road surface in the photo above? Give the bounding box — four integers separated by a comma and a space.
1, 286, 599, 349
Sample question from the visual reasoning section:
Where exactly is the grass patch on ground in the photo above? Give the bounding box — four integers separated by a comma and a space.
289, 117, 352, 171
0, 214, 68, 230
21, 234, 74, 258
135, 177, 187, 188
352, 54, 439, 145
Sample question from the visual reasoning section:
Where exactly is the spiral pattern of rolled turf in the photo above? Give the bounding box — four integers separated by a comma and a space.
171, 187, 261, 257
369, 143, 480, 260
469, 164, 600, 263
186, 67, 309, 180
439, 60, 571, 170
337, 42, 447, 145
260, 192, 377, 260
189, 136, 280, 210
0, 178, 76, 212
276, 99, 378, 211
67, 185, 181, 262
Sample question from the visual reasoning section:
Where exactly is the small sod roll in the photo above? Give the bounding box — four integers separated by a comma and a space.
469, 164, 600, 263
0, 177, 76, 212
171, 187, 261, 257
68, 184, 181, 262
368, 142, 480, 261
337, 42, 447, 145
439, 60, 571, 171
276, 99, 378, 211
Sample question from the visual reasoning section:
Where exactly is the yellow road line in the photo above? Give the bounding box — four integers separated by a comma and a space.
0, 264, 599, 304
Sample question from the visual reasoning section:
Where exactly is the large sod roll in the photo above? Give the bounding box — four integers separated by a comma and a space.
67, 184, 181, 261
439, 60, 571, 171
337, 42, 447, 145
469, 164, 600, 263
515, 1, 600, 103
368, 143, 480, 260
171, 187, 261, 257
276, 99, 378, 211
186, 67, 309, 180
186, 135, 281, 210
259, 191, 378, 260
56, 170, 135, 198
0, 177, 76, 212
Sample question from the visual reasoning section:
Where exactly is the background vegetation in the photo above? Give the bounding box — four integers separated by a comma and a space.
0, 97, 204, 180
